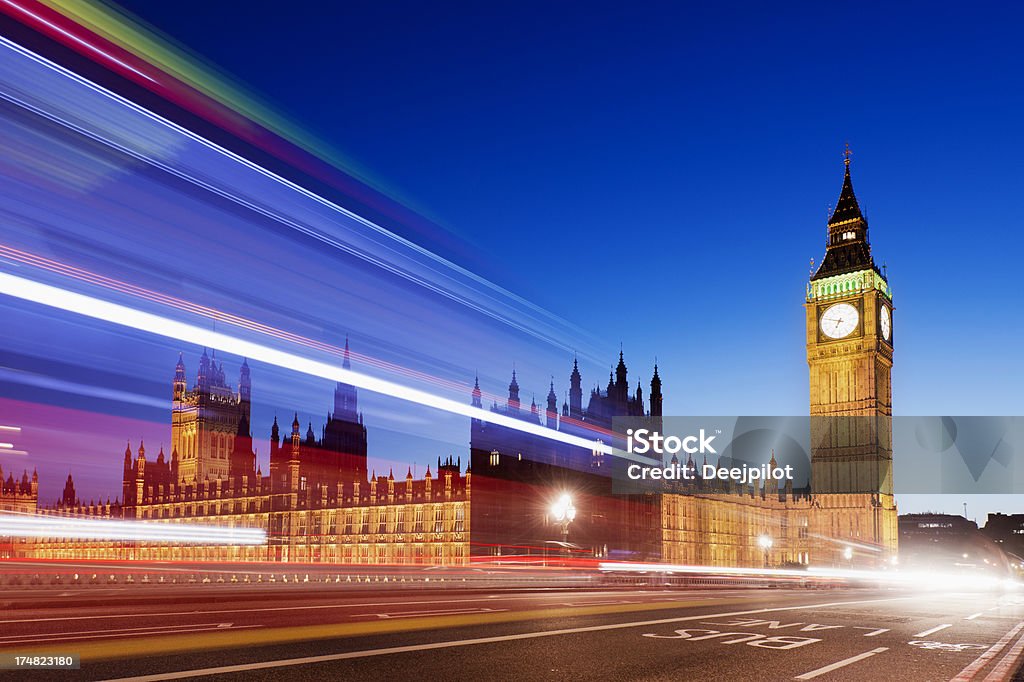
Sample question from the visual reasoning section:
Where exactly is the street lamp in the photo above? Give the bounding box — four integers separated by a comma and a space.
843, 546, 853, 566
757, 534, 773, 568
551, 493, 576, 557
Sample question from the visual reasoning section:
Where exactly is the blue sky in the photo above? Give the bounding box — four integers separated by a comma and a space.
109, 0, 1024, 416
3, 1, 1024, 519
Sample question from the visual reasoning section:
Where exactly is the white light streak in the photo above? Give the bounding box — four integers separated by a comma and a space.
0, 513, 265, 544
0, 442, 13, 448
3, 2, 157, 83
0, 271, 614, 455
599, 561, 1022, 592
0, 425, 21, 432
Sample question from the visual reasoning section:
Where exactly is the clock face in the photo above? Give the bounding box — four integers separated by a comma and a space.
820, 302, 859, 339
880, 305, 891, 341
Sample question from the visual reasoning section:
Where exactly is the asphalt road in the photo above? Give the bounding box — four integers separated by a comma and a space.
3, 586, 1024, 681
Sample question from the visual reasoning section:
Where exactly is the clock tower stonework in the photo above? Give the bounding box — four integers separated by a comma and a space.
805, 151, 898, 561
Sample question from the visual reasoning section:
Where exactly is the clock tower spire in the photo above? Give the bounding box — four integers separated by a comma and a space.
813, 145, 876, 281
805, 149, 898, 565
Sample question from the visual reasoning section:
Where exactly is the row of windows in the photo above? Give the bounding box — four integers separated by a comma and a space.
136, 505, 468, 536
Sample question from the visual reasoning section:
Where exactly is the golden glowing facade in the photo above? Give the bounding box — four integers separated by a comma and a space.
31, 463, 469, 565
0, 466, 38, 559
23, 155, 898, 569
657, 153, 899, 568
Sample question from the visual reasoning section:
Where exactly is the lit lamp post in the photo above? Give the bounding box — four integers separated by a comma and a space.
843, 546, 853, 567
551, 493, 576, 558
758, 534, 773, 568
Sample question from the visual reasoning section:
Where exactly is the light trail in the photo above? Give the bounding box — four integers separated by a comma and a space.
0, 34, 598, 358
0, 0, 156, 83
0, 512, 266, 544
599, 561, 1021, 592
0, 242, 620, 442
0, 270, 619, 456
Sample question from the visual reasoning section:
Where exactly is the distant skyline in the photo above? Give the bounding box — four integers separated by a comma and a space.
3, 2, 1024, 520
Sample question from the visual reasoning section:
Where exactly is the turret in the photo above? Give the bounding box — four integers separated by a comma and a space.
546, 379, 558, 429
569, 357, 583, 419
197, 348, 211, 391
239, 357, 251, 404
615, 350, 628, 401
650, 363, 663, 417
332, 337, 358, 420
62, 473, 77, 507
173, 353, 187, 401
507, 368, 520, 412
471, 374, 482, 408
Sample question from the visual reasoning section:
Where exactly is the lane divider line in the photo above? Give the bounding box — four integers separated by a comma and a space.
793, 647, 889, 680
84, 597, 911, 680
914, 623, 952, 638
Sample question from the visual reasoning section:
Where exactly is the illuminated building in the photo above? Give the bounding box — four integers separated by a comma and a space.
803, 149, 899, 561
0, 466, 38, 558
171, 349, 251, 483
30, 344, 469, 565
0, 465, 37, 513
470, 154, 898, 568
24, 156, 897, 569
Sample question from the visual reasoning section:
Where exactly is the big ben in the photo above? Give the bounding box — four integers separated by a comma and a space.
805, 148, 898, 561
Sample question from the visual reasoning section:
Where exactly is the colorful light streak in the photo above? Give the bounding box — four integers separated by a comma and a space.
0, 270, 620, 456
0, 33, 596, 358
0, 242, 621, 444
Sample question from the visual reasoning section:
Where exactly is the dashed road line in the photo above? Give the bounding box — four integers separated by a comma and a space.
89, 597, 909, 680
913, 623, 952, 638
793, 647, 889, 680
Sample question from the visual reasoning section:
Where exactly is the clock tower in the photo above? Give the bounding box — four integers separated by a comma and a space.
805, 149, 897, 560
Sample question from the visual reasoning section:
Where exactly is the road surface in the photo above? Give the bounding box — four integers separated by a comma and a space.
3, 584, 1024, 680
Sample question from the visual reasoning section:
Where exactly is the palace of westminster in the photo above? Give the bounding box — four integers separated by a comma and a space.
1, 157, 898, 568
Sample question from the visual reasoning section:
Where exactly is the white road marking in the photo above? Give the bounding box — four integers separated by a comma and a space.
94, 597, 910, 682
966, 612, 984, 620
852, 627, 889, 637
793, 647, 889, 680
951, 620, 1024, 682
914, 623, 952, 638
981, 627, 1024, 682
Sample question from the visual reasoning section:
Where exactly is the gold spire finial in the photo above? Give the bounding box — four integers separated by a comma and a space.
844, 141, 852, 167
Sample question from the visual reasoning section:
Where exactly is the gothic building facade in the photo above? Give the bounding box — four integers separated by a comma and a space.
19, 154, 897, 569
28, 342, 469, 565
0, 466, 38, 559
466, 154, 898, 568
